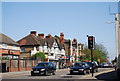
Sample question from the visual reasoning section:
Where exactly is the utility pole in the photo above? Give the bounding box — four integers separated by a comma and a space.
115, 13, 120, 80
109, 2, 120, 79
70, 38, 73, 62
115, 1, 120, 80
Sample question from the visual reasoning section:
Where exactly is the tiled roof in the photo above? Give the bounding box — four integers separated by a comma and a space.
0, 33, 19, 45
44, 37, 55, 48
37, 36, 45, 46
17, 34, 41, 46
54, 36, 65, 49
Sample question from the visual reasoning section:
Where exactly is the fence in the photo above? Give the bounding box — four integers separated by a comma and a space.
1, 60, 39, 72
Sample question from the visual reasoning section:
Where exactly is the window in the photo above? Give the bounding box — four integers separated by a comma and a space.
21, 47, 25, 52
53, 42, 58, 48
48, 63, 53, 67
51, 53, 54, 56
2, 44, 7, 48
13, 45, 17, 50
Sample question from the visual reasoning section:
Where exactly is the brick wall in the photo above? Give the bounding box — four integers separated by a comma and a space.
2, 60, 39, 72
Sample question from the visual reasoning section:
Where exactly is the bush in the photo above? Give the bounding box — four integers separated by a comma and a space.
31, 52, 46, 61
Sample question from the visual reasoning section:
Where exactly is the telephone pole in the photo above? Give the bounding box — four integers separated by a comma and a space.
109, 2, 120, 79
115, 13, 120, 80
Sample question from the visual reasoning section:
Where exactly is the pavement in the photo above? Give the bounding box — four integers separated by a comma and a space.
81, 68, 117, 80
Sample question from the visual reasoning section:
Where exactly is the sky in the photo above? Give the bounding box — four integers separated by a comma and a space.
1, 1, 119, 61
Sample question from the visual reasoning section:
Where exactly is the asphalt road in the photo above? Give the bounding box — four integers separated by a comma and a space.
1, 68, 115, 79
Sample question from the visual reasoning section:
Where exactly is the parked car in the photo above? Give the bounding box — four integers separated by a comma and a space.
86, 62, 98, 73
99, 63, 114, 68
31, 62, 56, 76
70, 62, 90, 75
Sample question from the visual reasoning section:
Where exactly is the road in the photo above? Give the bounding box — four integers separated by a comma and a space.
1, 68, 115, 79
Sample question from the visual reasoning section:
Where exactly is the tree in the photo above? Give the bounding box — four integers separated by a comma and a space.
32, 52, 46, 61
82, 43, 109, 63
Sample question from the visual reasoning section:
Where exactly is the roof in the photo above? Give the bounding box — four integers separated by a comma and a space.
17, 34, 42, 46
37, 36, 45, 46
0, 33, 19, 45
17, 34, 59, 47
44, 37, 56, 48
54, 36, 65, 49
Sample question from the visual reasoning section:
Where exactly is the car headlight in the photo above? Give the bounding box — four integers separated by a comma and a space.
90, 67, 92, 69
79, 69, 84, 71
68, 68, 70, 70
41, 69, 45, 71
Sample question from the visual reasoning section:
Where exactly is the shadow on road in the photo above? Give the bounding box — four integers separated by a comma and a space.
95, 70, 117, 80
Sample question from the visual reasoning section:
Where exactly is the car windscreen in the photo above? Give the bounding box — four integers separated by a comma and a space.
36, 63, 48, 67
87, 62, 92, 66
74, 63, 85, 67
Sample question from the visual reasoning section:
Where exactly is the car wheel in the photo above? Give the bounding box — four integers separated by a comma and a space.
87, 70, 90, 74
44, 71, 49, 76
96, 69, 98, 72
53, 70, 56, 75
31, 72, 34, 76
31, 73, 34, 76
70, 71, 73, 75
83, 71, 87, 75
93, 70, 96, 73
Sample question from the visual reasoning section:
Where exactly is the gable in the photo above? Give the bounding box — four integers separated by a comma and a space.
52, 40, 58, 48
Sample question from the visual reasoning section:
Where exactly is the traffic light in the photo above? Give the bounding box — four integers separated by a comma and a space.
88, 36, 95, 50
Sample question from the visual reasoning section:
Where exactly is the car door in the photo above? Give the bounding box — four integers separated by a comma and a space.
85, 63, 90, 70
49, 63, 56, 72
47, 63, 54, 73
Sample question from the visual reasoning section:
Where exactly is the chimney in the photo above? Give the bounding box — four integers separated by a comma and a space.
38, 33, 44, 38
60, 33, 64, 37
30, 31, 37, 36
45, 34, 52, 38
73, 38, 77, 42
60, 33, 64, 43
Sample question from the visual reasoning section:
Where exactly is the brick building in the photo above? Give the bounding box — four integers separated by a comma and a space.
0, 33, 20, 59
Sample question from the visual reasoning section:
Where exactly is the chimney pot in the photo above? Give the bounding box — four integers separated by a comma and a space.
46, 34, 52, 38
60, 33, 64, 36
38, 33, 44, 38
46, 36, 50, 38
30, 31, 37, 36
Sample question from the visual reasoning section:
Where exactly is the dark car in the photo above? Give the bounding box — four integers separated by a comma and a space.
99, 63, 114, 68
31, 62, 56, 76
70, 62, 90, 75
86, 62, 98, 73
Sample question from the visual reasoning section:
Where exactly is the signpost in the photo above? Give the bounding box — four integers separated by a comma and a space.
87, 35, 95, 77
